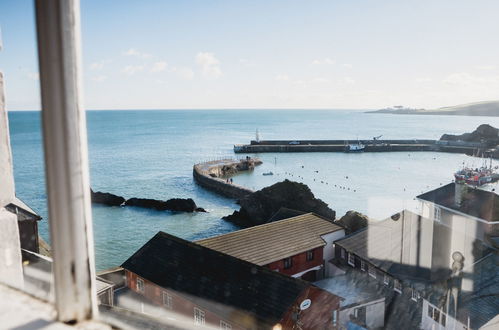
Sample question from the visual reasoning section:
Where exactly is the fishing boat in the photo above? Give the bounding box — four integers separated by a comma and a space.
262, 171, 274, 176
345, 140, 365, 152
454, 159, 499, 186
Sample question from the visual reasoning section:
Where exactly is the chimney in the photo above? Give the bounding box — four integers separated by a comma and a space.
454, 182, 467, 207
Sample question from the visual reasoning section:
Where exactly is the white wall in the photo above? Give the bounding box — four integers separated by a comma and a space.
0, 73, 15, 206
321, 229, 345, 263
339, 298, 385, 329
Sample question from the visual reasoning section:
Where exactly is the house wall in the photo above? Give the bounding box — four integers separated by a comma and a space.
125, 270, 251, 330
266, 247, 324, 278
339, 298, 385, 329
280, 285, 341, 330
421, 299, 468, 330
321, 230, 345, 263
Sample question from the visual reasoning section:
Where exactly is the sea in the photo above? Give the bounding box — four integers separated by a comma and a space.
8, 109, 499, 271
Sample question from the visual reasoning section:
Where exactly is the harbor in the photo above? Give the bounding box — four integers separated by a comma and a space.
234, 138, 499, 157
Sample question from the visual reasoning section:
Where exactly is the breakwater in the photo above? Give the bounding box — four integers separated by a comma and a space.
193, 158, 262, 199
233, 139, 498, 156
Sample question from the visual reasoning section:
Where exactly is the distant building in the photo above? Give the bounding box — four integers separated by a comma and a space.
5, 198, 42, 253
121, 231, 343, 329
417, 182, 499, 242
334, 209, 498, 329
197, 213, 345, 280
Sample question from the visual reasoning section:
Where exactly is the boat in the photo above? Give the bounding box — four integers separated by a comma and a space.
262, 171, 274, 176
345, 140, 365, 152
454, 159, 499, 186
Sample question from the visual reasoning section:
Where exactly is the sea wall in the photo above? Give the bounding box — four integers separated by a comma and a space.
193, 159, 259, 199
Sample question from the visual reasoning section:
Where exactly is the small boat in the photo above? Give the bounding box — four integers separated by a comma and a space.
262, 171, 274, 176
345, 141, 365, 152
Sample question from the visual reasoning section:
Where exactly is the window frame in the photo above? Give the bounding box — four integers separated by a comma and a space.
368, 265, 376, 278
360, 260, 366, 271
347, 253, 355, 267
194, 307, 206, 325
394, 279, 402, 293
383, 274, 390, 285
162, 291, 172, 309
136, 277, 145, 293
283, 257, 293, 269
220, 320, 232, 330
306, 250, 314, 261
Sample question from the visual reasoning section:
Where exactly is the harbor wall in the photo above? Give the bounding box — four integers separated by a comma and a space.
193, 160, 255, 200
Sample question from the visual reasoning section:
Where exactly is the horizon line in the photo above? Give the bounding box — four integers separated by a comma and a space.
8, 108, 374, 112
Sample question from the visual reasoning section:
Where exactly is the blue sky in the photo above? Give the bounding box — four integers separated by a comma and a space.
1, 0, 499, 110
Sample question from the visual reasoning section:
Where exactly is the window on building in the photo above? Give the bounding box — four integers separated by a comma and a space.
340, 248, 345, 259
383, 274, 390, 285
348, 253, 355, 267
427, 305, 433, 318
441, 313, 446, 327
136, 278, 145, 293
162, 291, 172, 309
194, 307, 205, 325
411, 288, 418, 301
368, 265, 376, 278
394, 279, 402, 293
360, 260, 366, 271
332, 310, 337, 326
306, 250, 314, 261
434, 206, 441, 222
433, 308, 440, 322
220, 320, 232, 330
284, 257, 293, 269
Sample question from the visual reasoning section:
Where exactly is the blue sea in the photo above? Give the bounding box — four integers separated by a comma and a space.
8, 110, 499, 270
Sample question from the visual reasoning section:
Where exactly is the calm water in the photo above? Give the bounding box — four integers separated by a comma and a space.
8, 110, 499, 270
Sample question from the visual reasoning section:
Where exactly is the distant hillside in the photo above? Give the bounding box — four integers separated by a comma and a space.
368, 100, 499, 117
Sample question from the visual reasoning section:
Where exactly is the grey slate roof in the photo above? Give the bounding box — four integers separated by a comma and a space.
121, 231, 312, 327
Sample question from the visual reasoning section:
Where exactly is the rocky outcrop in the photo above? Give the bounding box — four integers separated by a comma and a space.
440, 124, 499, 145
90, 188, 205, 212
91, 189, 125, 206
124, 197, 206, 212
335, 210, 369, 235
223, 180, 335, 227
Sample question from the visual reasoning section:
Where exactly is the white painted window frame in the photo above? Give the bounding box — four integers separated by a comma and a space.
34, 0, 98, 323
162, 291, 172, 309
360, 260, 366, 271
347, 253, 355, 267
383, 274, 390, 285
411, 288, 418, 301
194, 307, 206, 325
433, 206, 441, 222
220, 320, 232, 330
368, 265, 376, 278
394, 279, 402, 293
136, 278, 145, 293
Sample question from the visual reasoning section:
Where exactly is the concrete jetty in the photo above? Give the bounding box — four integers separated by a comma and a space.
234, 139, 496, 156
193, 158, 262, 199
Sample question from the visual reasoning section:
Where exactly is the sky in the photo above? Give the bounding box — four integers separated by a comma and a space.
1, 0, 499, 110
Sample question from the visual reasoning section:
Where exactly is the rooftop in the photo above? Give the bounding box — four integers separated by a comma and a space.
417, 183, 499, 222
121, 231, 325, 327
196, 213, 343, 265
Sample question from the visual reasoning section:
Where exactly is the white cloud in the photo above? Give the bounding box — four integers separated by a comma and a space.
26, 72, 39, 80
90, 60, 111, 71
195, 52, 222, 79
91, 75, 107, 82
151, 61, 168, 73
275, 74, 289, 81
122, 65, 144, 75
342, 63, 353, 69
475, 65, 497, 71
172, 67, 194, 80
415, 77, 432, 83
312, 58, 336, 65
123, 48, 152, 59
343, 77, 355, 84
443, 72, 499, 85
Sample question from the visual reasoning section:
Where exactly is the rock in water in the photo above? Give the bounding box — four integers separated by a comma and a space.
223, 180, 335, 227
91, 189, 125, 206
125, 197, 204, 213
335, 210, 369, 235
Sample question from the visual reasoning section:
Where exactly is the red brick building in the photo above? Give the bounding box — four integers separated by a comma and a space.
197, 213, 345, 280
122, 231, 342, 329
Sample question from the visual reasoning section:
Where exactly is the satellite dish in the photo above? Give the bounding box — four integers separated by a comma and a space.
300, 299, 311, 310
